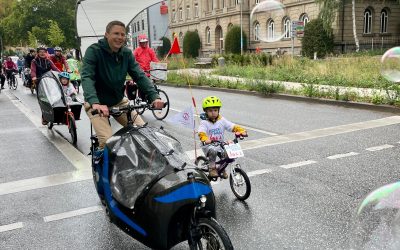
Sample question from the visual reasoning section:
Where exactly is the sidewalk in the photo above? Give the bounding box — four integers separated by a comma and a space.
171, 68, 392, 99
0, 91, 91, 194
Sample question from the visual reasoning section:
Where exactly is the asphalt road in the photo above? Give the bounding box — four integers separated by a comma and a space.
1, 77, 400, 249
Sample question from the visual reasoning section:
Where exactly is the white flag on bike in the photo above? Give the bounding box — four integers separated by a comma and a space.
167, 106, 195, 129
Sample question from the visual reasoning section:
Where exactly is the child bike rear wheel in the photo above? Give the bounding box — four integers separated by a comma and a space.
151, 89, 170, 120
229, 166, 251, 201
68, 113, 77, 145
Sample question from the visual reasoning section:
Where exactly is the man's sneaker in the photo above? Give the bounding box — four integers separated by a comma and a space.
209, 168, 218, 178
41, 117, 48, 125
222, 170, 229, 179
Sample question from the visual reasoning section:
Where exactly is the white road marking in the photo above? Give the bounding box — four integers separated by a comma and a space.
366, 144, 395, 152
279, 160, 317, 169
6, 92, 91, 171
169, 107, 278, 135
43, 206, 103, 222
186, 116, 400, 159
247, 168, 273, 177
0, 222, 24, 233
3, 93, 400, 196
327, 152, 359, 160
0, 169, 92, 196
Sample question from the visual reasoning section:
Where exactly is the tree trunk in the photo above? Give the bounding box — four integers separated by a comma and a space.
352, 0, 360, 52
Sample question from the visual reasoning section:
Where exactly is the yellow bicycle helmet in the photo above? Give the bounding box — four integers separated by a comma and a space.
202, 96, 222, 110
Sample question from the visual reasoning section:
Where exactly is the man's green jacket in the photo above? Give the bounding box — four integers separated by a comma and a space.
82, 38, 159, 107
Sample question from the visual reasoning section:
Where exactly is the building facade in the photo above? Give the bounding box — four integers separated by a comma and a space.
127, 1, 170, 50
169, 0, 400, 55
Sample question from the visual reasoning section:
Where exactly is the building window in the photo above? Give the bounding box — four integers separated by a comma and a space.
179, 32, 183, 45
364, 9, 372, 34
142, 20, 145, 30
179, 8, 183, 20
222, 0, 225, 8
137, 21, 140, 31
236, 0, 240, 5
380, 9, 388, 33
268, 19, 274, 40
211, 0, 214, 10
206, 27, 211, 44
283, 17, 291, 38
254, 22, 260, 41
186, 6, 190, 19
195, 3, 199, 17
172, 9, 176, 22
256, 0, 260, 4
300, 13, 309, 26
133, 24, 136, 33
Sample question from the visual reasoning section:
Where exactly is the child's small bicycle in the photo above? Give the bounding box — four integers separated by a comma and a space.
194, 133, 251, 201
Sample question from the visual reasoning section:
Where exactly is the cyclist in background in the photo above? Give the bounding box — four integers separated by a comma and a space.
50, 47, 70, 72
66, 54, 81, 91
3, 57, 18, 87
126, 34, 159, 100
24, 49, 36, 69
17, 56, 24, 77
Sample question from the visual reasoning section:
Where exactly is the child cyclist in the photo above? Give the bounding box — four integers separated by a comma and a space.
58, 72, 80, 102
198, 96, 247, 178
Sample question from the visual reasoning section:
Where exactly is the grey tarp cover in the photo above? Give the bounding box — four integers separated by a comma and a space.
76, 0, 161, 55
37, 71, 66, 108
108, 126, 192, 209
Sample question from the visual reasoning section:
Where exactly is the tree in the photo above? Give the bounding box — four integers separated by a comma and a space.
47, 20, 65, 47
225, 25, 247, 54
315, 0, 359, 52
28, 31, 38, 48
157, 36, 171, 58
301, 18, 334, 58
0, 0, 77, 48
183, 31, 201, 58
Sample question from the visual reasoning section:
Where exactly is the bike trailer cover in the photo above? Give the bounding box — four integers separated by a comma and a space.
37, 71, 66, 109
107, 126, 192, 209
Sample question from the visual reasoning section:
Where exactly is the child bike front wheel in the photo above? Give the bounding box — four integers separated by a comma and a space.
229, 165, 251, 201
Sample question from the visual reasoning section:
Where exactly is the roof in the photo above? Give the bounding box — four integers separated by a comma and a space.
75, 0, 161, 55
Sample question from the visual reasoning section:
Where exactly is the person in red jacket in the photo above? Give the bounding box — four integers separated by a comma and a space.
3, 57, 18, 86
133, 34, 159, 75
126, 34, 159, 100
50, 47, 70, 72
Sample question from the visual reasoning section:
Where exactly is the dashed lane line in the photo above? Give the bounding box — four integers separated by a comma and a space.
43, 206, 103, 223
327, 152, 360, 160
6, 92, 91, 171
0, 169, 92, 196
279, 160, 317, 169
366, 144, 395, 152
0, 222, 24, 233
186, 116, 400, 159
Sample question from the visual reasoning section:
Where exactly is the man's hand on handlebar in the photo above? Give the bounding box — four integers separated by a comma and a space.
92, 103, 109, 117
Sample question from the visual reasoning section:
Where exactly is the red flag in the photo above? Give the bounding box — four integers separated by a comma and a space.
168, 36, 181, 55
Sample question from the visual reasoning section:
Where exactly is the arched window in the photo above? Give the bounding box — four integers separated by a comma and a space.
380, 9, 388, 33
267, 19, 274, 40
254, 22, 260, 41
283, 17, 291, 38
300, 13, 309, 26
364, 9, 372, 34
206, 27, 211, 44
